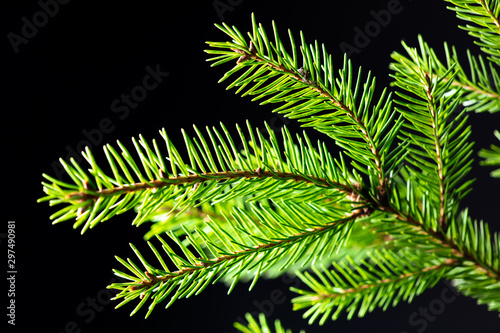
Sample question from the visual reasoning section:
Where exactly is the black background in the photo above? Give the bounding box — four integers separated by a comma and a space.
3, 0, 500, 332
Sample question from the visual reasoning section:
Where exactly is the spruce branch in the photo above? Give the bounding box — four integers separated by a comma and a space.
291, 249, 458, 325
391, 40, 475, 233
446, 210, 500, 279
390, 35, 500, 113
205, 14, 407, 204
446, 0, 500, 65
37, 3, 500, 329
386, 49, 500, 306
39, 121, 362, 234
479, 129, 500, 177
388, 35, 500, 294
290, 204, 500, 322
147, 197, 384, 283
109, 201, 363, 317
380, 172, 500, 284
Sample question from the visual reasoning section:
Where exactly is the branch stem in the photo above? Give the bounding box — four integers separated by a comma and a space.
385, 204, 500, 281
134, 211, 364, 291
310, 258, 459, 301
66, 170, 353, 201
423, 73, 447, 231
237, 45, 387, 199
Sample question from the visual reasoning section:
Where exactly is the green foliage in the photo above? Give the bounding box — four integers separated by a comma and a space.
291, 249, 454, 325
206, 15, 406, 198
390, 40, 475, 231
445, 0, 500, 66
38, 121, 357, 234
479, 130, 500, 177
445, 209, 500, 311
390, 34, 500, 113
109, 198, 355, 318
39, 0, 500, 330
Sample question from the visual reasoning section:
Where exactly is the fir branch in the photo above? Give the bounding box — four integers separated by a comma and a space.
206, 14, 407, 203
150, 198, 380, 282
109, 203, 363, 317
39, 121, 360, 234
390, 35, 500, 113
479, 129, 500, 177
446, 210, 500, 278
291, 249, 457, 325
388, 35, 500, 291
422, 73, 448, 230
288, 199, 500, 323
38, 7, 500, 327
386, 180, 500, 283
391, 40, 475, 232
446, 0, 500, 65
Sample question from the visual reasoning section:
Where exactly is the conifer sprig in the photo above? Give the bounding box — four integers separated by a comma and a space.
205, 14, 407, 204
109, 200, 361, 317
291, 249, 458, 325
391, 40, 475, 232
479, 130, 500, 177
387, 33, 500, 313
38, 2, 500, 329
390, 35, 500, 113
446, 0, 500, 65
39, 121, 361, 234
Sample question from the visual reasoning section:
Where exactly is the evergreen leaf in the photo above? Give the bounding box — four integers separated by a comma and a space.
391, 35, 500, 113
